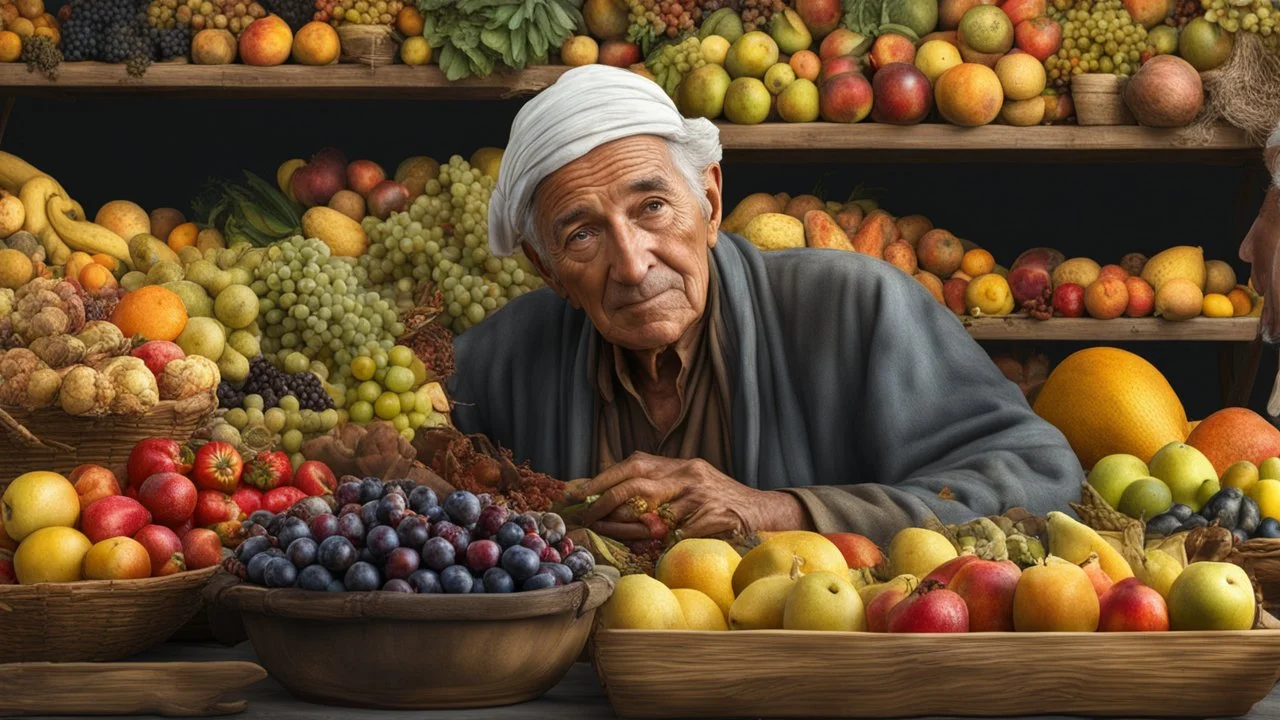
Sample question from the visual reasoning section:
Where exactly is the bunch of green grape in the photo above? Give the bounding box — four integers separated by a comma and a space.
1046, 0, 1150, 88
341, 345, 451, 441
1202, 0, 1278, 48
359, 155, 544, 334
250, 235, 402, 391
648, 36, 707, 97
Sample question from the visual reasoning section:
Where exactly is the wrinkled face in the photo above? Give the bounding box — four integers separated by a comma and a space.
525, 136, 723, 351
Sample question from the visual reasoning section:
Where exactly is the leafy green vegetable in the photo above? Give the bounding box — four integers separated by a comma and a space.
419, 0, 584, 80
840, 0, 884, 37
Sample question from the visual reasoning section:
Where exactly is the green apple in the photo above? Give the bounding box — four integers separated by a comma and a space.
782, 570, 867, 631
1260, 457, 1280, 481
1167, 561, 1256, 631
1149, 442, 1218, 511
1087, 454, 1150, 509
1195, 479, 1223, 509
1117, 477, 1173, 520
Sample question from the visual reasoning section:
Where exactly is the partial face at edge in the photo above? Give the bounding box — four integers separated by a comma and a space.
526, 136, 723, 352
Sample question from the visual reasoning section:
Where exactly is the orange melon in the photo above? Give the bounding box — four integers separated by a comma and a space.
1186, 407, 1280, 477
1031, 347, 1187, 469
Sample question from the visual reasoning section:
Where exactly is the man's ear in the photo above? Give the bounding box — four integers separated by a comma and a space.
520, 240, 568, 299
704, 163, 724, 248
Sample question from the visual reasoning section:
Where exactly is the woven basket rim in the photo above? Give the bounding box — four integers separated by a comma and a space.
1071, 73, 1126, 90
0, 392, 216, 418
0, 565, 217, 598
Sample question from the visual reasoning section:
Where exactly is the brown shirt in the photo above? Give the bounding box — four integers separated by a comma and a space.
594, 263, 733, 476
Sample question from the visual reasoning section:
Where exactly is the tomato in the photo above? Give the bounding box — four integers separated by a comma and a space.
293, 461, 337, 497
192, 441, 244, 494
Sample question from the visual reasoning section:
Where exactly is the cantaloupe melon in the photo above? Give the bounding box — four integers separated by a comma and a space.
1186, 407, 1280, 477
1032, 347, 1188, 469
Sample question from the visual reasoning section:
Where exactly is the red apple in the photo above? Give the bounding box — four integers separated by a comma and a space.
1080, 555, 1115, 598
195, 490, 244, 527
819, 55, 861, 83
181, 528, 225, 570
70, 464, 121, 510
1052, 282, 1085, 317
599, 40, 641, 67
262, 486, 309, 514
127, 439, 193, 488
1098, 578, 1170, 632
133, 524, 185, 576
137, 472, 198, 527
822, 532, 886, 569
130, 341, 185, 378
1015, 16, 1062, 61
345, 160, 386, 197
867, 583, 914, 632
869, 32, 917, 71
1001, 0, 1046, 27
81, 495, 153, 544
230, 487, 263, 516
795, 0, 842, 37
170, 514, 195, 537
820, 72, 874, 123
291, 150, 347, 208
949, 559, 1022, 631
923, 554, 982, 586
293, 460, 337, 497
887, 580, 970, 633
870, 62, 933, 125
366, 180, 411, 220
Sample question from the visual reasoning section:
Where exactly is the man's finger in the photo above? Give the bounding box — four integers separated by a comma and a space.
677, 506, 738, 540
569, 454, 662, 501
589, 521, 654, 542
581, 477, 665, 526
666, 496, 703, 526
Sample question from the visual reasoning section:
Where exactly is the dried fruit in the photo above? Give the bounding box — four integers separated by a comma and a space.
58, 364, 115, 416
28, 334, 86, 369
97, 356, 159, 415
157, 354, 220, 401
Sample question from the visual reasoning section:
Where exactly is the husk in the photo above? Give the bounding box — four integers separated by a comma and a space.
1179, 33, 1280, 145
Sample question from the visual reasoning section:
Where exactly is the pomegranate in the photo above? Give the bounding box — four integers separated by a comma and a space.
886, 580, 970, 633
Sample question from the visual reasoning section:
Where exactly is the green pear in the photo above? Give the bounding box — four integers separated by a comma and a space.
676, 64, 731, 119
1086, 453, 1150, 510
1167, 561, 1256, 631
769, 8, 813, 55
176, 317, 226, 362
1116, 477, 1172, 520
725, 31, 779, 79
1149, 442, 1218, 511
783, 571, 867, 631
1195, 479, 1222, 509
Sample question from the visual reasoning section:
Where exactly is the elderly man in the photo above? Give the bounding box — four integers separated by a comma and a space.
1240, 124, 1280, 345
447, 65, 1083, 547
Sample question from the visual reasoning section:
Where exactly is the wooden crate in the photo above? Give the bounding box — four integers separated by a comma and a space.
593, 629, 1280, 719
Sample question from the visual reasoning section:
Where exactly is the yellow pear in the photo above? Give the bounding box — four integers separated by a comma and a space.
1141, 245, 1206, 292
783, 571, 867, 632
888, 527, 958, 580
728, 574, 798, 630
598, 574, 688, 630
656, 538, 741, 618
1045, 511, 1134, 582
857, 573, 919, 606
741, 212, 804, 251
1136, 548, 1183, 599
731, 531, 847, 596
672, 588, 728, 631
722, 192, 782, 234
1167, 561, 1256, 631
2, 471, 80, 542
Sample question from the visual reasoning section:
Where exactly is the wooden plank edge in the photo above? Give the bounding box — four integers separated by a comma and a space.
961, 316, 1260, 341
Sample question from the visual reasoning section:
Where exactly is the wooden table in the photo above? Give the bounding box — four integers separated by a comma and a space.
26, 640, 1280, 719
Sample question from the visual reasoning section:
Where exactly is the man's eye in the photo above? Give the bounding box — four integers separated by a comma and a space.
568, 229, 593, 244
645, 200, 664, 212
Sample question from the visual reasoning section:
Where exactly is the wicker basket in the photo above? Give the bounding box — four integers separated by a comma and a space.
337, 25, 399, 68
1232, 539, 1280, 606
208, 572, 613, 710
0, 566, 218, 663
0, 391, 216, 484
1072, 74, 1137, 126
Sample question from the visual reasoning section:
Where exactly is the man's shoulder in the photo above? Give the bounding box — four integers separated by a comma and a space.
452, 288, 583, 371
754, 244, 917, 302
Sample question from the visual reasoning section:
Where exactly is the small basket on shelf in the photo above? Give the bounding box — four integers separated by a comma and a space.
337, 25, 400, 68
1072, 73, 1137, 126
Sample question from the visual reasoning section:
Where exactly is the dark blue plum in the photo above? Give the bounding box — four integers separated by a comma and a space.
563, 550, 595, 579
360, 501, 380, 528
326, 579, 346, 592
358, 477, 383, 504
522, 572, 559, 591
396, 516, 430, 548
509, 514, 538, 535
384, 547, 420, 580
317, 536, 358, 573
248, 509, 276, 527
287, 537, 319, 568
443, 491, 482, 527
246, 551, 276, 585
263, 557, 298, 588
366, 525, 400, 560
408, 569, 442, 594
344, 561, 381, 591
382, 578, 414, 593
501, 545, 540, 584
308, 513, 340, 542
540, 562, 573, 586
440, 564, 474, 594
337, 512, 365, 547
409, 486, 438, 514
1169, 504, 1195, 521
425, 506, 446, 523
448, 528, 471, 556
359, 547, 376, 564
236, 535, 272, 563
376, 494, 408, 526
471, 576, 487, 593
482, 567, 515, 593
297, 564, 334, 591
1256, 517, 1280, 539
422, 536, 455, 572
276, 516, 311, 549
335, 481, 363, 507
495, 522, 525, 549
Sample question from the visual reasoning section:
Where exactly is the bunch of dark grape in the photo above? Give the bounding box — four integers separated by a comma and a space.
219, 355, 334, 411
740, 0, 785, 31
151, 25, 191, 59
20, 36, 62, 80
59, 0, 138, 62
1165, 0, 1203, 27
263, 0, 314, 30
235, 480, 596, 594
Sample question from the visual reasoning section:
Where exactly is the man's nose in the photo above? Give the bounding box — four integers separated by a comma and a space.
608, 220, 654, 285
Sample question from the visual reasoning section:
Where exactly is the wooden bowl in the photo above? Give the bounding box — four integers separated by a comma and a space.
209, 572, 613, 710
0, 566, 219, 663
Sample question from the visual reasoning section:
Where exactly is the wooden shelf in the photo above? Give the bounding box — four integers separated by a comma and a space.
961, 316, 1261, 341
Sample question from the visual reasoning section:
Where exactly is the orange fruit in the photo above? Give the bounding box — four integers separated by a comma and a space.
79, 263, 117, 292
110, 285, 189, 341
91, 253, 120, 274
0, 31, 21, 63
1227, 287, 1252, 316
396, 6, 424, 36
934, 63, 1004, 127
1186, 407, 1280, 477
167, 221, 199, 251
960, 248, 995, 277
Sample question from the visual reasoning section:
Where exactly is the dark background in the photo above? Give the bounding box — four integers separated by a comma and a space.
5, 0, 1276, 421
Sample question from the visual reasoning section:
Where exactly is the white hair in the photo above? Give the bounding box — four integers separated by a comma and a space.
519, 132, 723, 264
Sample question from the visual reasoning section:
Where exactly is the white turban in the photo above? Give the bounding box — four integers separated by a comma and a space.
487, 64, 721, 256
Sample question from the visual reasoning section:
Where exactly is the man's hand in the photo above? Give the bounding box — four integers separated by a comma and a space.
1241, 184, 1280, 342
563, 453, 812, 541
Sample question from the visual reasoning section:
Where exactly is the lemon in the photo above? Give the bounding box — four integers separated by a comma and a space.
1248, 478, 1280, 521
400, 36, 432, 65
965, 273, 1014, 316
1202, 293, 1234, 318
14, 526, 92, 584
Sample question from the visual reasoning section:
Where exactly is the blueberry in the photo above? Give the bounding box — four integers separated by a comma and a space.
287, 537, 319, 568
471, 575, 487, 593
248, 509, 276, 527
483, 567, 515, 593
276, 516, 312, 549
297, 564, 334, 591
409, 486, 438, 514
382, 578, 414, 593
344, 561, 381, 592
540, 562, 574, 586
246, 552, 276, 585
443, 491, 482, 527
317, 536, 358, 573
397, 516, 431, 548
408, 569, 443, 594
358, 477, 383, 504
501, 545, 541, 584
365, 525, 400, 560
495, 521, 525, 549
326, 579, 346, 592
422, 536, 455, 572
440, 564, 474, 594
1181, 514, 1209, 531
521, 572, 559, 592
263, 557, 298, 588
236, 535, 272, 564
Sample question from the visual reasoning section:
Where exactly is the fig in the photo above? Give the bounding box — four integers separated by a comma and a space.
1238, 496, 1261, 535
1199, 487, 1244, 530
1180, 514, 1209, 531
1146, 513, 1183, 537
1168, 503, 1194, 522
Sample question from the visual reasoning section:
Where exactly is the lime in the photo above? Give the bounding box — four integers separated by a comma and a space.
348, 401, 373, 423
389, 345, 415, 368
409, 358, 429, 386
1261, 457, 1280, 480
1086, 453, 1149, 509
351, 355, 376, 381
392, 414, 411, 432
1118, 477, 1173, 520
399, 391, 418, 414
375, 392, 401, 420
357, 380, 382, 404
384, 366, 415, 393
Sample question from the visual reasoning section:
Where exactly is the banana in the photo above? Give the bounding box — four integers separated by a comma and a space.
46, 195, 132, 266
18, 176, 71, 264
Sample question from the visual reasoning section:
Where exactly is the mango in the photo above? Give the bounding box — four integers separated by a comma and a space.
302, 206, 369, 257
803, 210, 854, 251
741, 212, 804, 251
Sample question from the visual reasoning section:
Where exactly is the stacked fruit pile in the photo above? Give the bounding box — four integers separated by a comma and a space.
225, 480, 596, 593
600, 520, 1260, 633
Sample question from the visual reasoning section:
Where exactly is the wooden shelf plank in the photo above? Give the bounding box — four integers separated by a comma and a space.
961, 316, 1260, 341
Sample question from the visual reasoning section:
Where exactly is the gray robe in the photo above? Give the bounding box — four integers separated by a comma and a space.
448, 232, 1084, 546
